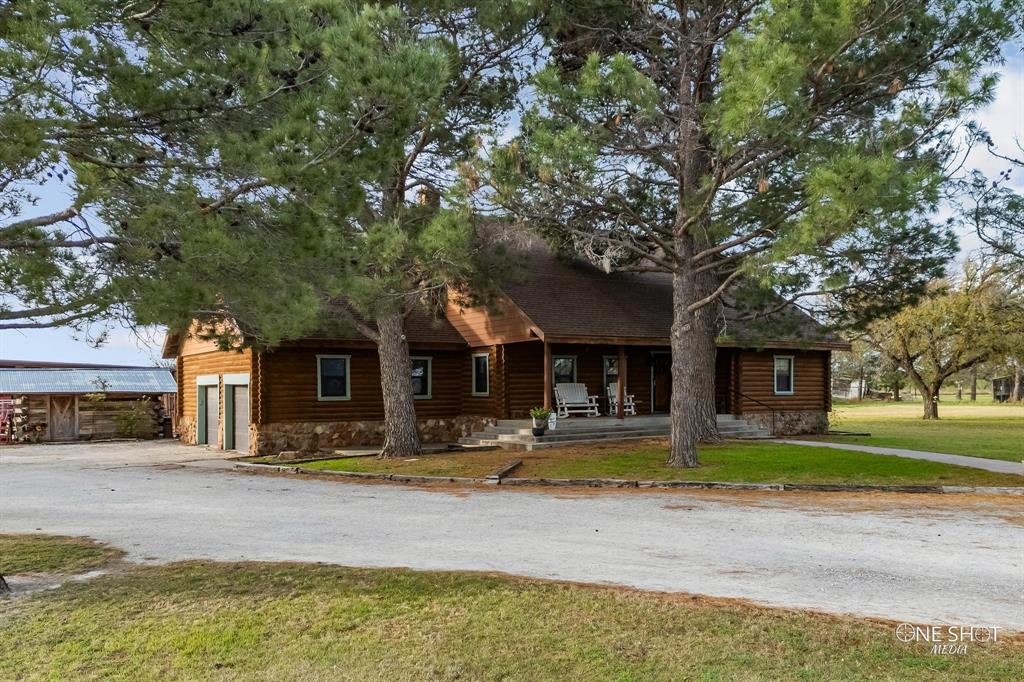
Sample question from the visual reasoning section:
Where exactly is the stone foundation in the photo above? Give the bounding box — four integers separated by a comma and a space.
252, 415, 497, 455
178, 415, 197, 444
742, 410, 828, 436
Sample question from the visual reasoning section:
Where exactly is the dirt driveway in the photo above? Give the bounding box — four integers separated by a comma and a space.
0, 439, 226, 466
1, 440, 1021, 629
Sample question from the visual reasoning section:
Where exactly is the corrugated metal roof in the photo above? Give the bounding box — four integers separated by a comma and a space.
0, 368, 176, 395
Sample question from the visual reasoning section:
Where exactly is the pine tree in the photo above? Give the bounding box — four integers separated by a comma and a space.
489, 0, 1017, 465
1, 1, 539, 456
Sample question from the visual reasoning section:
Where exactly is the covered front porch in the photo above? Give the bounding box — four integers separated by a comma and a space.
499, 339, 741, 419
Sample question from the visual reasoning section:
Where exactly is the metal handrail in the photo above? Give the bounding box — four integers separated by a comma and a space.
725, 386, 777, 435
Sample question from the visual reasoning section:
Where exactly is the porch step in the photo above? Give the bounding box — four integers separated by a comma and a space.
461, 414, 771, 450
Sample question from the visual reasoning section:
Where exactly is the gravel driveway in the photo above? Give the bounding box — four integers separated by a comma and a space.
1, 440, 1021, 629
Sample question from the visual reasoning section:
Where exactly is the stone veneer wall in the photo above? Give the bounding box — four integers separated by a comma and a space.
178, 415, 197, 444
742, 410, 828, 436
252, 415, 497, 455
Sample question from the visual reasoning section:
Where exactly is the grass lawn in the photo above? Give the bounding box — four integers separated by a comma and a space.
823, 402, 1024, 462
0, 533, 124, 575
1, 536, 1020, 681
296, 440, 1023, 487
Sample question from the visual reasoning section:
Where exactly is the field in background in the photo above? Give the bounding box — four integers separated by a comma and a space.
825, 402, 1023, 462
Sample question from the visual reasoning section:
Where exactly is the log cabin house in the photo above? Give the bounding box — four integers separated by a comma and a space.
163, 247, 850, 454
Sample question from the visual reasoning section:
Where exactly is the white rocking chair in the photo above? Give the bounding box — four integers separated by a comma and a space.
606, 382, 636, 416
554, 382, 601, 418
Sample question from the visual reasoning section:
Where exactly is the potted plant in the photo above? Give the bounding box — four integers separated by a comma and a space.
529, 407, 551, 437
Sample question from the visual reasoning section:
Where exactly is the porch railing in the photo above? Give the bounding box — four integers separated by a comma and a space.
725, 386, 777, 436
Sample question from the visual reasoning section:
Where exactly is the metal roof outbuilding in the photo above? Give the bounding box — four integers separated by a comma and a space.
0, 368, 176, 395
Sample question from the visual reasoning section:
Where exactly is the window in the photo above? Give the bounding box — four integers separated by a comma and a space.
774, 355, 795, 395
552, 356, 577, 384
317, 355, 350, 400
411, 357, 432, 399
471, 353, 490, 396
603, 356, 619, 391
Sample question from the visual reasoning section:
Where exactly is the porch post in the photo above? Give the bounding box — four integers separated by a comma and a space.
616, 345, 626, 419
543, 339, 552, 410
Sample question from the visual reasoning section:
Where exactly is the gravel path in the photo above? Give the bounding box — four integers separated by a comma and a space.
2, 441, 1021, 629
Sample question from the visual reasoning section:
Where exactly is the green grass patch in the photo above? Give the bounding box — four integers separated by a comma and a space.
824, 403, 1024, 462
301, 453, 497, 477
294, 441, 1022, 487
0, 534, 124, 575
1, 560, 1020, 681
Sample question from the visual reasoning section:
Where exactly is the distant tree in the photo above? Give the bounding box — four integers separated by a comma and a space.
950, 149, 1024, 271
489, 0, 1016, 466
876, 357, 907, 402
1010, 359, 1023, 403
831, 341, 879, 400
866, 265, 1023, 418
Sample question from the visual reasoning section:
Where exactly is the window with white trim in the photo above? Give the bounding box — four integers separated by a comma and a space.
471, 353, 490, 396
552, 356, 577, 385
411, 356, 432, 399
317, 355, 351, 400
774, 355, 795, 395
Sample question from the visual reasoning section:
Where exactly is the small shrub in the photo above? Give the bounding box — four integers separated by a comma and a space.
113, 400, 151, 438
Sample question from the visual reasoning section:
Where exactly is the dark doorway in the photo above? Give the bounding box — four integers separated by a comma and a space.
651, 352, 671, 413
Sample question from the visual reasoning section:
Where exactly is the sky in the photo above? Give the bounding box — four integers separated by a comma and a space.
1, 45, 1021, 367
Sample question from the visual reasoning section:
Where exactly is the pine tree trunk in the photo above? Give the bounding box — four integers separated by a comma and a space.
893, 383, 900, 401
668, 268, 702, 468
922, 387, 939, 419
970, 366, 977, 401
693, 267, 723, 443
1012, 361, 1022, 403
376, 313, 422, 457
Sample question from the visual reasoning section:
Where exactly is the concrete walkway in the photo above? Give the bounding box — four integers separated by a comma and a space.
777, 439, 1023, 475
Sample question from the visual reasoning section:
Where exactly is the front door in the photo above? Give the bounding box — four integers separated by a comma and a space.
651, 353, 671, 413
49, 396, 76, 440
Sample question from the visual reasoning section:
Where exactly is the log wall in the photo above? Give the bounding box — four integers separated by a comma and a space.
460, 345, 504, 417
736, 350, 830, 412
178, 348, 252, 447
259, 346, 470, 423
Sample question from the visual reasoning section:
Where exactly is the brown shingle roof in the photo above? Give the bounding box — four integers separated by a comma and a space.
302, 302, 467, 347
162, 305, 466, 359
500, 247, 848, 349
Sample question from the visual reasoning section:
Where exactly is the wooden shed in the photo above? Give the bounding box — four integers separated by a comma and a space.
0, 366, 176, 442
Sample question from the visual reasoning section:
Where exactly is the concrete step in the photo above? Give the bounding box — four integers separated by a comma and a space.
482, 424, 670, 437
493, 416, 744, 428
461, 430, 771, 449
531, 429, 669, 443
464, 415, 772, 450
